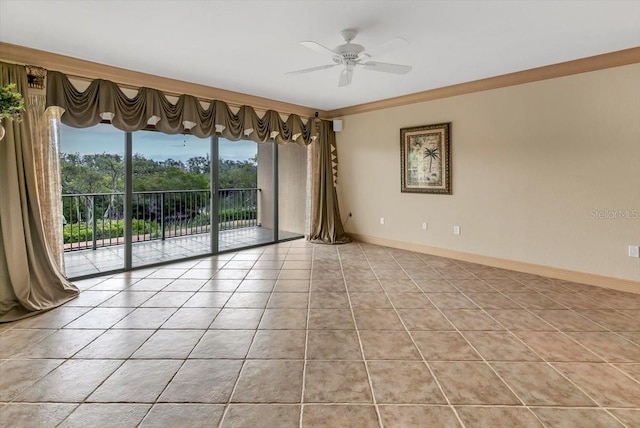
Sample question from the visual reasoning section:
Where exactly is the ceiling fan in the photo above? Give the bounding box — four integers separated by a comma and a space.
287, 29, 412, 87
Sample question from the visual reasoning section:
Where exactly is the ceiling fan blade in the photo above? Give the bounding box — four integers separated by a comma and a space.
300, 41, 337, 57
286, 64, 338, 75
359, 37, 409, 58
338, 67, 353, 87
362, 61, 412, 74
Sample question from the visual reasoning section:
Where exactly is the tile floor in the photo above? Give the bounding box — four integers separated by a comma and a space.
1, 239, 639, 427
64, 227, 302, 278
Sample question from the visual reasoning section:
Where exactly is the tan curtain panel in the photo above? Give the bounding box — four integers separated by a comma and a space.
27, 94, 66, 273
0, 63, 78, 323
46, 71, 316, 145
309, 120, 351, 244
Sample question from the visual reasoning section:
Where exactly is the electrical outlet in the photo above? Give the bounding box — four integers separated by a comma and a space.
453, 225, 460, 235
422, 222, 428, 230
380, 217, 385, 225
629, 245, 640, 258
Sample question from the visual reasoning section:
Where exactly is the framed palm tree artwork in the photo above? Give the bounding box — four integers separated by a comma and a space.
400, 122, 451, 194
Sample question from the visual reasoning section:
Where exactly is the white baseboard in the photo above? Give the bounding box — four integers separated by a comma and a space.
349, 233, 640, 294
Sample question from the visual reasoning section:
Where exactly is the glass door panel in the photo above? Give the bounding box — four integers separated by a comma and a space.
218, 138, 273, 251
60, 123, 125, 277
131, 130, 211, 267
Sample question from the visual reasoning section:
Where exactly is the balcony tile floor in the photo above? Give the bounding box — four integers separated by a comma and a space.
64, 227, 301, 278
2, 240, 639, 427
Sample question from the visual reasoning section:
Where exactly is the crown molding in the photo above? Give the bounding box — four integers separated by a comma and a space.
0, 42, 324, 118
2, 42, 638, 120
327, 47, 640, 118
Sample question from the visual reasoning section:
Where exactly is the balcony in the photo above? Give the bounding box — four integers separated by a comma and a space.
62, 188, 301, 278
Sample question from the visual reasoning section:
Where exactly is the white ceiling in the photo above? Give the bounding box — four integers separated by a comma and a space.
1, 0, 639, 111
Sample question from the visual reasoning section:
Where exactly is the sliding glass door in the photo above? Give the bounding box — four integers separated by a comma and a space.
130, 130, 212, 267
61, 125, 305, 278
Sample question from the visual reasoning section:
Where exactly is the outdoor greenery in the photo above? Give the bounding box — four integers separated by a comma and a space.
61, 153, 258, 195
63, 219, 152, 244
61, 153, 258, 244
0, 83, 25, 121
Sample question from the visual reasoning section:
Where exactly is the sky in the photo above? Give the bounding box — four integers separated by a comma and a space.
61, 123, 257, 162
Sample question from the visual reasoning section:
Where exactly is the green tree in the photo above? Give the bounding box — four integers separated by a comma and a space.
423, 146, 439, 173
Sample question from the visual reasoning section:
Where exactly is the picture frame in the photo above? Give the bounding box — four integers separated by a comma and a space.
400, 122, 451, 194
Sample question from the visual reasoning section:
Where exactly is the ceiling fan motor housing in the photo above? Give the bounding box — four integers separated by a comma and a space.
334, 43, 365, 60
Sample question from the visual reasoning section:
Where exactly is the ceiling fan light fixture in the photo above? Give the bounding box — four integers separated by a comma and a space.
289, 29, 411, 87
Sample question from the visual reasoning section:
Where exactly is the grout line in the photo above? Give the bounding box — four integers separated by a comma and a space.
299, 244, 314, 428
217, 245, 286, 428
443, 259, 635, 427
363, 246, 467, 428
337, 244, 384, 428
5, 240, 638, 427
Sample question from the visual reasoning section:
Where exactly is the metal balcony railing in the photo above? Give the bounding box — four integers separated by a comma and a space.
62, 188, 259, 252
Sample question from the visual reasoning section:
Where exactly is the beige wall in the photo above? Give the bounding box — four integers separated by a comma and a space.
278, 143, 308, 236
257, 143, 275, 229
336, 64, 640, 282
257, 142, 307, 235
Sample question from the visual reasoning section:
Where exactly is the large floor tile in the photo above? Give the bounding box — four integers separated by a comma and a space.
210, 308, 264, 329
515, 331, 603, 362
412, 331, 480, 361
73, 329, 154, 359
492, 362, 596, 406
353, 309, 404, 330
567, 332, 640, 362
221, 404, 300, 428
430, 362, 520, 405
0, 329, 56, 359
359, 330, 421, 360
368, 361, 445, 404
231, 360, 303, 403
455, 406, 542, 427
442, 309, 505, 331
0, 403, 77, 428
16, 329, 104, 359
378, 405, 461, 427
553, 362, 640, 407
247, 330, 306, 359
158, 359, 242, 403
0, 359, 64, 401
189, 330, 254, 359
64, 308, 133, 329
308, 309, 354, 330
258, 308, 307, 329
306, 330, 362, 360
160, 307, 220, 329
532, 408, 625, 428
87, 360, 182, 403
304, 361, 372, 403
301, 404, 379, 428
140, 404, 224, 427
17, 359, 122, 402
112, 308, 176, 329
131, 330, 204, 359
397, 309, 454, 330
462, 331, 541, 361
58, 403, 151, 428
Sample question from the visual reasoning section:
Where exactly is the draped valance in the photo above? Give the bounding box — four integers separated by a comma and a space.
45, 71, 317, 145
